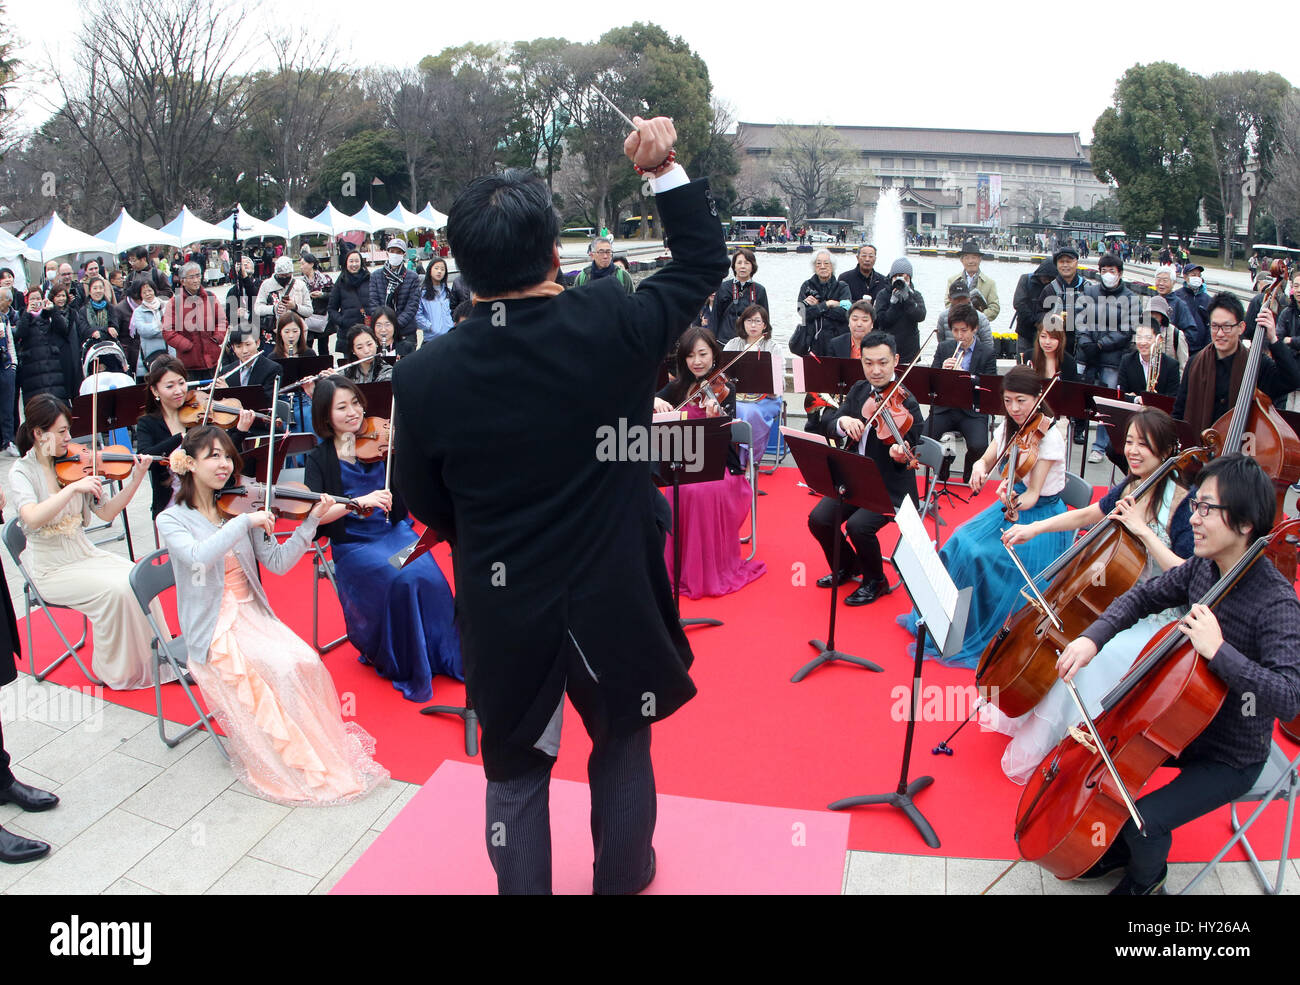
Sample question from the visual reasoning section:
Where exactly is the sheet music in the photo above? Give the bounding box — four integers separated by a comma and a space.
895, 498, 957, 615
791, 358, 807, 394
781, 425, 827, 446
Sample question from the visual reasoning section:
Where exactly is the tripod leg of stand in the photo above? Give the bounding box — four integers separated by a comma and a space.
827, 621, 939, 848
670, 465, 722, 630
792, 489, 881, 682
421, 694, 479, 757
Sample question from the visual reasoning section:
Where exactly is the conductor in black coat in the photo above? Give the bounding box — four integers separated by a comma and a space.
391, 117, 728, 895
925, 304, 998, 483
0, 490, 58, 862
808, 330, 923, 607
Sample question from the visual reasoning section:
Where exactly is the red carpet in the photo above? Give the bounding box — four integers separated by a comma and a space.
19, 474, 1300, 865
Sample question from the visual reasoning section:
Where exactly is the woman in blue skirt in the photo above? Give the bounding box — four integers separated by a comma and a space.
900, 365, 1071, 668
303, 377, 462, 701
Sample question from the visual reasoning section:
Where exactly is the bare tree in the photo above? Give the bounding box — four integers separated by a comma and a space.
1263, 92, 1300, 246
51, 0, 261, 219
364, 67, 435, 207
771, 124, 853, 225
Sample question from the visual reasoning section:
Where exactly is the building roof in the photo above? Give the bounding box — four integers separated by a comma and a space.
737, 123, 1089, 164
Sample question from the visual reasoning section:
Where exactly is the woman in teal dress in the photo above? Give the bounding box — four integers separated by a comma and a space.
303, 377, 461, 701
899, 366, 1072, 668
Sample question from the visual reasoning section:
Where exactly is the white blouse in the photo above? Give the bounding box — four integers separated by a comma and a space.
993, 419, 1066, 497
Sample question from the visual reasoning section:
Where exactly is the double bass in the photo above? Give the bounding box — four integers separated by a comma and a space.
1015, 517, 1300, 879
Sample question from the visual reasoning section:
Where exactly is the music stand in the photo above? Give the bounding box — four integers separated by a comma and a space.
1093, 395, 1202, 454
214, 383, 269, 412
355, 381, 393, 412
276, 355, 333, 387
976, 373, 1005, 416
1051, 380, 1121, 471
828, 497, 971, 848
924, 366, 995, 503
785, 428, 892, 682
651, 415, 730, 628
69, 386, 144, 560
725, 351, 779, 397
794, 356, 864, 410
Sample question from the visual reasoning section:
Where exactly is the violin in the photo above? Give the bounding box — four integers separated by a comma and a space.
683, 374, 730, 413
986, 378, 1059, 521
354, 417, 391, 463
54, 443, 162, 487
216, 481, 372, 518
178, 390, 276, 431
860, 385, 920, 470
1015, 517, 1300, 880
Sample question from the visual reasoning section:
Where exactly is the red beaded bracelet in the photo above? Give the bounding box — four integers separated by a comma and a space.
634, 149, 677, 176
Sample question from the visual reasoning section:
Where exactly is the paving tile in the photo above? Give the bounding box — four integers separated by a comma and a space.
121, 737, 237, 830
1166, 861, 1224, 895
1208, 859, 1296, 895
946, 857, 1044, 895
125, 790, 289, 894
249, 781, 400, 878
370, 782, 418, 832
19, 753, 160, 846
3, 678, 107, 732
102, 878, 159, 895
19, 703, 154, 784
842, 850, 945, 895
0, 717, 63, 767
118, 717, 221, 769
207, 857, 319, 895
311, 830, 379, 896
8, 808, 171, 895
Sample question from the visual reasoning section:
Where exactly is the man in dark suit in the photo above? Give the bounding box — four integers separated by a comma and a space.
1118, 315, 1179, 402
808, 330, 924, 606
391, 116, 727, 894
219, 326, 283, 406
839, 244, 888, 304
0, 490, 58, 862
925, 302, 997, 484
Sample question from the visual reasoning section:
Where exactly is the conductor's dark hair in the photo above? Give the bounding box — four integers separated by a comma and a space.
453, 300, 474, 323
311, 376, 366, 439
1194, 454, 1275, 541
16, 394, 72, 455
859, 330, 896, 355
446, 168, 559, 297
1207, 292, 1244, 326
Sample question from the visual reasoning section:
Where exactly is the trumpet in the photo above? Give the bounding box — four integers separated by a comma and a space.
949, 339, 969, 370
1147, 333, 1162, 391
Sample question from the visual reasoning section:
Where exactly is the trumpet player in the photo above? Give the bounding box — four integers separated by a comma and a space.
1119, 308, 1179, 404
925, 303, 996, 484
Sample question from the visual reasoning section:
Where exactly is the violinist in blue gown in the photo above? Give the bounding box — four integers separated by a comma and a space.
303, 377, 461, 700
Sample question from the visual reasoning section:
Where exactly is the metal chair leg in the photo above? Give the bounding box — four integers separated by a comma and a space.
313, 548, 348, 655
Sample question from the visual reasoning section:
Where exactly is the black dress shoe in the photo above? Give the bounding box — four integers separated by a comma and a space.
845, 577, 891, 606
1075, 853, 1127, 881
1108, 865, 1167, 895
0, 825, 50, 863
0, 780, 60, 812
816, 570, 860, 588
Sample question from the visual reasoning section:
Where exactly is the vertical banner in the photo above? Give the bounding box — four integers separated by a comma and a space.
975, 173, 991, 223
988, 174, 1002, 227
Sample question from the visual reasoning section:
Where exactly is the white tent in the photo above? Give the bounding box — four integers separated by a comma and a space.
383, 203, 428, 231
0, 227, 39, 261
23, 213, 116, 261
93, 208, 181, 251
158, 206, 231, 245
418, 202, 449, 230
351, 203, 398, 233
268, 202, 332, 239
211, 205, 282, 241
312, 202, 372, 235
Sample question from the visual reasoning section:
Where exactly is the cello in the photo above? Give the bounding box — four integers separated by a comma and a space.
976, 440, 1215, 719
1015, 516, 1300, 880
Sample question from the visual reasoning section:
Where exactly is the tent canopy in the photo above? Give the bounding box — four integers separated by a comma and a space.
24, 213, 116, 262
352, 203, 405, 234
94, 208, 181, 251
268, 202, 331, 239
383, 203, 428, 232
158, 206, 232, 245
0, 227, 40, 261
312, 202, 372, 236
212, 205, 282, 241
418, 202, 449, 230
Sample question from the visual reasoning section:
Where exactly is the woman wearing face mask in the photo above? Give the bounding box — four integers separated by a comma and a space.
368, 240, 420, 356
254, 257, 311, 351
651, 326, 766, 598
156, 425, 388, 806
711, 248, 768, 344
328, 249, 370, 357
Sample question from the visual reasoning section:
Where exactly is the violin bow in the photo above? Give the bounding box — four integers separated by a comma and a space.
1061, 675, 1146, 833
384, 396, 395, 497
987, 375, 1059, 479
262, 372, 280, 541
1001, 540, 1064, 633
202, 328, 235, 428
187, 352, 260, 389
859, 327, 938, 433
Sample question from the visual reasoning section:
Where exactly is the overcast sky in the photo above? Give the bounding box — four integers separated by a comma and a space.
8, 0, 1296, 143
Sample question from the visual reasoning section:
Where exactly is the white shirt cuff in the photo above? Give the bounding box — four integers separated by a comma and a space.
651, 165, 689, 193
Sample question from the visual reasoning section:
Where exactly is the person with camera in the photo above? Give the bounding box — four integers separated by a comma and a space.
873, 258, 926, 363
